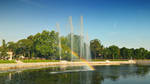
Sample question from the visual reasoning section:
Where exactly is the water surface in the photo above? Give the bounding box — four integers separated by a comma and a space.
0, 64, 150, 84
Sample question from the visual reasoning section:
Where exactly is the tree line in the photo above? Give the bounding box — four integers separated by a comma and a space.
90, 39, 150, 59
0, 30, 81, 60
0, 30, 150, 60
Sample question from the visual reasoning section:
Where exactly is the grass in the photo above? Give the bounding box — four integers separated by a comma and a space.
92, 59, 106, 61
92, 59, 129, 61
0, 59, 133, 64
21, 59, 60, 63
109, 59, 129, 61
0, 60, 16, 64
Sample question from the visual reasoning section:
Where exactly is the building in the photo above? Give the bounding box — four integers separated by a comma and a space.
0, 52, 13, 60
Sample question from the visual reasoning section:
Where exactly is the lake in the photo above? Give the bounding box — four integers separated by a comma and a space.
0, 64, 150, 84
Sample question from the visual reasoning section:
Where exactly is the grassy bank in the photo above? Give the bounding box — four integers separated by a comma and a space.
92, 59, 106, 61
0, 60, 16, 64
0, 59, 136, 64
21, 59, 60, 63
0, 59, 130, 64
92, 59, 129, 61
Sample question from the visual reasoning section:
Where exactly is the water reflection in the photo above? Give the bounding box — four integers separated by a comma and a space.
0, 65, 150, 84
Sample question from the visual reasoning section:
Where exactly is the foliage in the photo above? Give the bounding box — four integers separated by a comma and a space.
90, 39, 150, 60
0, 30, 82, 61
0, 30, 150, 60
90, 39, 103, 59
0, 40, 8, 59
32, 30, 59, 59
108, 45, 120, 59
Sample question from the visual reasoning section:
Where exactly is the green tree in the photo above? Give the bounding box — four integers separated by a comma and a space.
0, 40, 8, 59
16, 39, 33, 58
108, 45, 120, 59
90, 39, 103, 59
33, 30, 58, 59
134, 48, 148, 59
60, 36, 71, 60
120, 47, 129, 59
146, 51, 150, 59
102, 47, 111, 59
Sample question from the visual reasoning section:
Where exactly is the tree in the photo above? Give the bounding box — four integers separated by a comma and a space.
16, 39, 33, 58
60, 36, 71, 60
0, 39, 8, 59
33, 30, 58, 59
102, 47, 111, 59
1, 30, 150, 60
134, 48, 148, 59
139, 48, 148, 59
90, 39, 103, 59
146, 51, 150, 59
120, 47, 129, 59
7, 41, 15, 52
108, 45, 120, 59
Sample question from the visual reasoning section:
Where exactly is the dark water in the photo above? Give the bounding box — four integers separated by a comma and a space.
0, 64, 150, 84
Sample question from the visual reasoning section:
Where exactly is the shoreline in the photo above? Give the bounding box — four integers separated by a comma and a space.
0, 60, 136, 72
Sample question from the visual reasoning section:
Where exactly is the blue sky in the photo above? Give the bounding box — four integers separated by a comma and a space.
0, 0, 150, 50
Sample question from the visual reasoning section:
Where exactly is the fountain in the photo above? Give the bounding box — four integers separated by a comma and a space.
56, 16, 92, 63
68, 16, 92, 62
69, 16, 74, 61
79, 16, 91, 61
80, 16, 84, 60
56, 23, 62, 61
86, 33, 91, 61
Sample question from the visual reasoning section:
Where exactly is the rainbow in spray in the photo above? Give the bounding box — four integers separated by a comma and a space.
71, 51, 95, 70
59, 44, 95, 70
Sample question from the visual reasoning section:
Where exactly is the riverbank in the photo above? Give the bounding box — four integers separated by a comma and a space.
0, 60, 136, 72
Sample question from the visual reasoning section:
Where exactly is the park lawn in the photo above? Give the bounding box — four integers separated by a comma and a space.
21, 59, 60, 63
92, 59, 106, 61
109, 59, 129, 61
0, 60, 16, 64
92, 59, 129, 61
